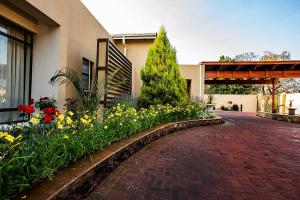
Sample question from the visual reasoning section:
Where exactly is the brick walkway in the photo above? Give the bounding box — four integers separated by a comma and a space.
87, 112, 300, 200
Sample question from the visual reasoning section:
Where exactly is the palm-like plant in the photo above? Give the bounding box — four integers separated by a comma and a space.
49, 68, 123, 112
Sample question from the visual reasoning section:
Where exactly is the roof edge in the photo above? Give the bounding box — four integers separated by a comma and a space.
112, 33, 157, 40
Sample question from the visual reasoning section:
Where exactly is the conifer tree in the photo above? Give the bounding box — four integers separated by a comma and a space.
138, 26, 188, 107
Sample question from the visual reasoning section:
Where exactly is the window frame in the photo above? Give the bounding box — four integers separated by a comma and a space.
81, 58, 94, 90
0, 17, 33, 121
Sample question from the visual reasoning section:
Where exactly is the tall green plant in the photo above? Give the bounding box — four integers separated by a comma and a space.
138, 26, 188, 107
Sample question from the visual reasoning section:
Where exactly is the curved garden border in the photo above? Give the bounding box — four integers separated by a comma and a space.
17, 117, 224, 200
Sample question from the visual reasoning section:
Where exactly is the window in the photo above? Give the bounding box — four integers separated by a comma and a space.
186, 79, 191, 98
81, 58, 93, 90
0, 18, 33, 123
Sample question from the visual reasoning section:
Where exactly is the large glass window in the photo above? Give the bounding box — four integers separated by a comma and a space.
0, 18, 33, 123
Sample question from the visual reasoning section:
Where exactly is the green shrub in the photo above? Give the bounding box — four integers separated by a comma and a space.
0, 103, 214, 199
138, 26, 188, 107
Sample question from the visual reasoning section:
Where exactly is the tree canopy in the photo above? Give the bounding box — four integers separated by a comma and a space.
138, 26, 188, 107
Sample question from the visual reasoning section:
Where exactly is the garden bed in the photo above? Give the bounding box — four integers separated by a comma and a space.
16, 117, 224, 200
1, 103, 217, 199
257, 112, 300, 123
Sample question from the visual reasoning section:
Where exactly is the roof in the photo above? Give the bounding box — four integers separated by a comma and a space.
112, 33, 157, 40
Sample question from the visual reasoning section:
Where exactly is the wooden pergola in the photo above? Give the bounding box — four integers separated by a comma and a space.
203, 60, 300, 112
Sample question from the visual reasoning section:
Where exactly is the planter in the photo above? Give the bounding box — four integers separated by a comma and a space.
288, 108, 296, 115
206, 104, 215, 112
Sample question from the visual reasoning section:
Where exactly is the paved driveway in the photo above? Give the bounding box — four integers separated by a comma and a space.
87, 112, 300, 200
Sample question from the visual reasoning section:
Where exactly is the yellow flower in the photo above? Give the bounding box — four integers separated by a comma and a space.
80, 118, 91, 125
58, 124, 63, 129
0, 132, 9, 138
84, 114, 89, 119
104, 125, 108, 129
58, 114, 65, 121
68, 111, 74, 116
34, 113, 41, 118
63, 134, 69, 139
30, 117, 38, 124
66, 117, 73, 125
5, 135, 15, 143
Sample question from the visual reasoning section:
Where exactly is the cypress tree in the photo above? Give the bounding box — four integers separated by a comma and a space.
138, 26, 188, 107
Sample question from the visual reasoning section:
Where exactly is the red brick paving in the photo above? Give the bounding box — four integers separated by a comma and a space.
87, 112, 300, 200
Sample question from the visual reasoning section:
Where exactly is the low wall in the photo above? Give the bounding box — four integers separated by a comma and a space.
205, 94, 257, 113
257, 112, 300, 123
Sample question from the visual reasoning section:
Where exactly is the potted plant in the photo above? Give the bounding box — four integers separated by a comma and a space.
287, 100, 296, 115
206, 93, 215, 112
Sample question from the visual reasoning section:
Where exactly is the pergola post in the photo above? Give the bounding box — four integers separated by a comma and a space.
271, 79, 275, 113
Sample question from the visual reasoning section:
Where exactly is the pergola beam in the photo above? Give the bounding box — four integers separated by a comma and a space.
205, 79, 275, 85
205, 70, 300, 79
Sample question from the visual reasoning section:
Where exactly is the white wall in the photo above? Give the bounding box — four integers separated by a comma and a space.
205, 94, 258, 113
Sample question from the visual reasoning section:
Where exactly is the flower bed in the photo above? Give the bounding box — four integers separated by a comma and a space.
0, 103, 214, 199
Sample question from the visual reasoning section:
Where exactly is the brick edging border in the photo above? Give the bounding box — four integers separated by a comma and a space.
21, 117, 224, 200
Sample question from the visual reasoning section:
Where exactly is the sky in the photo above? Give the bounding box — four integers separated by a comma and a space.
81, 0, 300, 64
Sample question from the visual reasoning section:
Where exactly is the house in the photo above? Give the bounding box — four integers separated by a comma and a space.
0, 0, 204, 123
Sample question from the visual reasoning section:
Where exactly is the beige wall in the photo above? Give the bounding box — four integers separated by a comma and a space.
1, 0, 112, 109
205, 94, 258, 112
179, 64, 204, 99
0, 2, 38, 33
115, 40, 154, 97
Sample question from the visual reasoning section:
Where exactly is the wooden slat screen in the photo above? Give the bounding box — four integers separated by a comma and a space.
96, 39, 132, 106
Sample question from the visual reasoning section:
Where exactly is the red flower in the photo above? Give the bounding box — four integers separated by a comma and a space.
29, 98, 34, 105
43, 107, 55, 114
54, 109, 61, 115
17, 104, 26, 112
43, 97, 49, 100
24, 106, 35, 114
43, 114, 53, 123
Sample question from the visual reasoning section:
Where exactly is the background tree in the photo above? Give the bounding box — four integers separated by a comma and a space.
261, 50, 290, 61
234, 52, 259, 61
138, 26, 188, 107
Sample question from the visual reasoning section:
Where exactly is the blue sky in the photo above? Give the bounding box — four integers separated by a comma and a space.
82, 0, 300, 63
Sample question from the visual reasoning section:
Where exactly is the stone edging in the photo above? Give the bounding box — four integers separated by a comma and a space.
20, 117, 224, 200
257, 112, 300, 123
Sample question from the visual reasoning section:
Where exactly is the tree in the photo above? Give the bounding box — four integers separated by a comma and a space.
138, 26, 188, 107
208, 84, 254, 95
219, 55, 235, 62
261, 50, 290, 61
235, 52, 259, 61
257, 50, 298, 95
